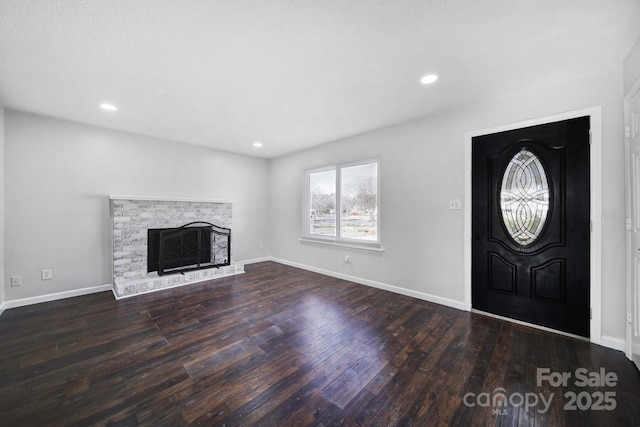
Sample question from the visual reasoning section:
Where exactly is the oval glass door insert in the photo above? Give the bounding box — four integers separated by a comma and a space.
500, 149, 550, 246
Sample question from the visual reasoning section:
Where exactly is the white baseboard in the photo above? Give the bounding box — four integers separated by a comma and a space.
600, 335, 626, 352
3, 284, 113, 310
269, 257, 467, 311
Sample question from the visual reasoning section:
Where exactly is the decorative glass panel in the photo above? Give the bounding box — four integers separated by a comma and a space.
500, 150, 550, 246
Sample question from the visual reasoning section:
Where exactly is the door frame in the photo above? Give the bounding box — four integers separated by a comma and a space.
625, 76, 640, 361
464, 106, 602, 344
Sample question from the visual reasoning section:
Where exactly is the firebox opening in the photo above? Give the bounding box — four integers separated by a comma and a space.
147, 222, 230, 276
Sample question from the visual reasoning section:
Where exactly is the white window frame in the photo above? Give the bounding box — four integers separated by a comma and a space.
302, 156, 381, 250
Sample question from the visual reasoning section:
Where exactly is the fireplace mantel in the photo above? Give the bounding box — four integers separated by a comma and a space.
108, 195, 234, 204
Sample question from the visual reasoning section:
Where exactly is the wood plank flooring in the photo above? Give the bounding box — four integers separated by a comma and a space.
0, 261, 638, 426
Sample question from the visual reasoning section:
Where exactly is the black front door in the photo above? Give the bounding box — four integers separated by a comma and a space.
472, 116, 590, 337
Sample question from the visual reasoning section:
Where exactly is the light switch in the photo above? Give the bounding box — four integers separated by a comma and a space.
449, 199, 461, 210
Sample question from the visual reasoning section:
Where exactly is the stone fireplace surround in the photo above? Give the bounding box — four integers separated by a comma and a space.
110, 196, 244, 298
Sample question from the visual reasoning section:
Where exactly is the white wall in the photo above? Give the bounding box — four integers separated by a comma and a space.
4, 110, 269, 301
624, 37, 640, 96
269, 64, 627, 343
0, 106, 5, 312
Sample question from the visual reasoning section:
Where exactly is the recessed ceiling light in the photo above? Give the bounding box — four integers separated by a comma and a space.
420, 74, 438, 85
100, 103, 118, 111
253, 142, 263, 148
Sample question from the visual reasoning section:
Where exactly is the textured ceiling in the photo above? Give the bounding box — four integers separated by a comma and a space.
1, 1, 639, 158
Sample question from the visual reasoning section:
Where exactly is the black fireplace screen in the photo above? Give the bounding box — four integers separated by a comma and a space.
147, 222, 230, 276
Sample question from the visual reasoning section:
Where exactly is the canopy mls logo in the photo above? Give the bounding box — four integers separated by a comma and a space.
463, 368, 619, 415
463, 387, 552, 415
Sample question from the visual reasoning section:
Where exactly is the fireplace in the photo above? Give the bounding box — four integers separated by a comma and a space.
147, 221, 230, 276
111, 197, 243, 298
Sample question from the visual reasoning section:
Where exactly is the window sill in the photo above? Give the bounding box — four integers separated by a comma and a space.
299, 237, 385, 254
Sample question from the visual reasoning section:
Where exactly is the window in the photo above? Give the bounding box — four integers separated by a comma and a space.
304, 158, 380, 246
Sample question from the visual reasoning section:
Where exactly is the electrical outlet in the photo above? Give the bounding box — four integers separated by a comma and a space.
258, 242, 264, 250
10, 275, 22, 287
42, 269, 53, 280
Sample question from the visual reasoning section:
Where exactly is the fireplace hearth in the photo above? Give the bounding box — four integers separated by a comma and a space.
148, 222, 230, 276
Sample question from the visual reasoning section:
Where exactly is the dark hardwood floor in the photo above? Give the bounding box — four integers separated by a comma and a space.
0, 261, 638, 426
